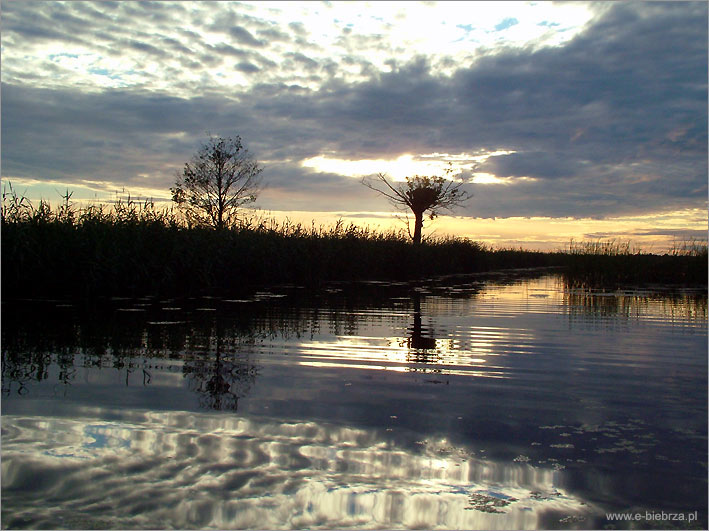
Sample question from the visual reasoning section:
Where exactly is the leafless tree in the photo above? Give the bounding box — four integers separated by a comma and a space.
171, 135, 263, 229
362, 166, 472, 244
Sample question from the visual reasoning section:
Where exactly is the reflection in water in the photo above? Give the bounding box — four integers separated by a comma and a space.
564, 286, 707, 325
2, 408, 591, 530
407, 291, 438, 355
183, 322, 259, 411
184, 353, 257, 411
2, 273, 707, 529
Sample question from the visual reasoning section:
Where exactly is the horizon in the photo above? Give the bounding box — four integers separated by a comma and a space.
1, 1, 707, 251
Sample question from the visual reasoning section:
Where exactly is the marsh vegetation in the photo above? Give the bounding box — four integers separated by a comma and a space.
2, 186, 706, 300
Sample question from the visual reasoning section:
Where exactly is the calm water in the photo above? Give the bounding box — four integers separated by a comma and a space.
2, 272, 707, 530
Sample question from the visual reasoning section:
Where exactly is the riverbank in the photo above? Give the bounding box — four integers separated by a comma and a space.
2, 198, 705, 299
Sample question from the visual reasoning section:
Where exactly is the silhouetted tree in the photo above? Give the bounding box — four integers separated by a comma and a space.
362, 167, 471, 244
171, 135, 263, 229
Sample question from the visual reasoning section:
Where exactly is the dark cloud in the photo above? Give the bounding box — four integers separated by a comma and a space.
161, 36, 195, 57
204, 43, 251, 59
258, 27, 292, 43
285, 52, 320, 72
2, 10, 88, 46
482, 152, 583, 180
123, 39, 168, 57
288, 21, 308, 36
236, 62, 261, 74
228, 26, 266, 47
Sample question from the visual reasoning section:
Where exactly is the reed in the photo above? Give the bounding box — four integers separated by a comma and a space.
2, 191, 705, 299
562, 238, 707, 287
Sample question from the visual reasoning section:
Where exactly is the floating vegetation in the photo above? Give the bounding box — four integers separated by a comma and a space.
559, 514, 586, 524
530, 490, 563, 501
465, 492, 518, 513
535, 419, 667, 461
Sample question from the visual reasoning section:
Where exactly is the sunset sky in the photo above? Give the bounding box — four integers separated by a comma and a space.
2, 1, 707, 250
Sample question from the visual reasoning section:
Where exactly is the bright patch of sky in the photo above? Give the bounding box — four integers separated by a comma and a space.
301, 150, 517, 182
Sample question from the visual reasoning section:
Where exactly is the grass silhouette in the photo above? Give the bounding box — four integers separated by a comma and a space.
2, 189, 705, 299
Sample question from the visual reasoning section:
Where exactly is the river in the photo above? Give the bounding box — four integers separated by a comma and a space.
2, 272, 706, 529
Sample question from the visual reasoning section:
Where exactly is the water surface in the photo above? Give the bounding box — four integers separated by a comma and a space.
2, 273, 707, 529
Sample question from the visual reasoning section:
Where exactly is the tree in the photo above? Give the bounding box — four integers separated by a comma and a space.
362, 167, 471, 244
171, 135, 263, 229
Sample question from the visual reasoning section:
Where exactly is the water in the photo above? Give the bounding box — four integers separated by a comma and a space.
2, 272, 707, 530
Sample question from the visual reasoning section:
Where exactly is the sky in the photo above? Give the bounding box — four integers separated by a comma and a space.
1, 1, 707, 250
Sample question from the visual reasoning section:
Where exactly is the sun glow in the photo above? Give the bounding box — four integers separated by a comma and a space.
294, 332, 516, 379
255, 208, 706, 253
301, 151, 516, 183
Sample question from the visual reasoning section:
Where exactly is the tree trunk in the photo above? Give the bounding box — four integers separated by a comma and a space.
412, 210, 423, 244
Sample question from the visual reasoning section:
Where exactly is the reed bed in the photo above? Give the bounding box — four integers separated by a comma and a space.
1, 190, 705, 299
562, 238, 707, 288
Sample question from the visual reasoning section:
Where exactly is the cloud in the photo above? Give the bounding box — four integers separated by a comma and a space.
472, 152, 581, 180
228, 26, 266, 48
235, 61, 261, 74
1, 2, 706, 222
584, 228, 708, 241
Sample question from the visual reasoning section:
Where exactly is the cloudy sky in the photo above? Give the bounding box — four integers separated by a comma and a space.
2, 1, 707, 249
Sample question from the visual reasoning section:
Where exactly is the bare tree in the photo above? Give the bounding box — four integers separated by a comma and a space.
362, 167, 472, 244
171, 135, 263, 229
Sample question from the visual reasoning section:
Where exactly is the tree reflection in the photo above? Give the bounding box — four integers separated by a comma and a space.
1, 300, 262, 410
405, 292, 440, 365
2, 348, 66, 397
182, 321, 258, 411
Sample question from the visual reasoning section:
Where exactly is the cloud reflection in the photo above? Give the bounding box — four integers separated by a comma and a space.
2, 408, 593, 529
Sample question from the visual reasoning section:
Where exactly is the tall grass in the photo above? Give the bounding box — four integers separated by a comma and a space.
2, 188, 705, 299
1, 190, 495, 298
562, 238, 707, 287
